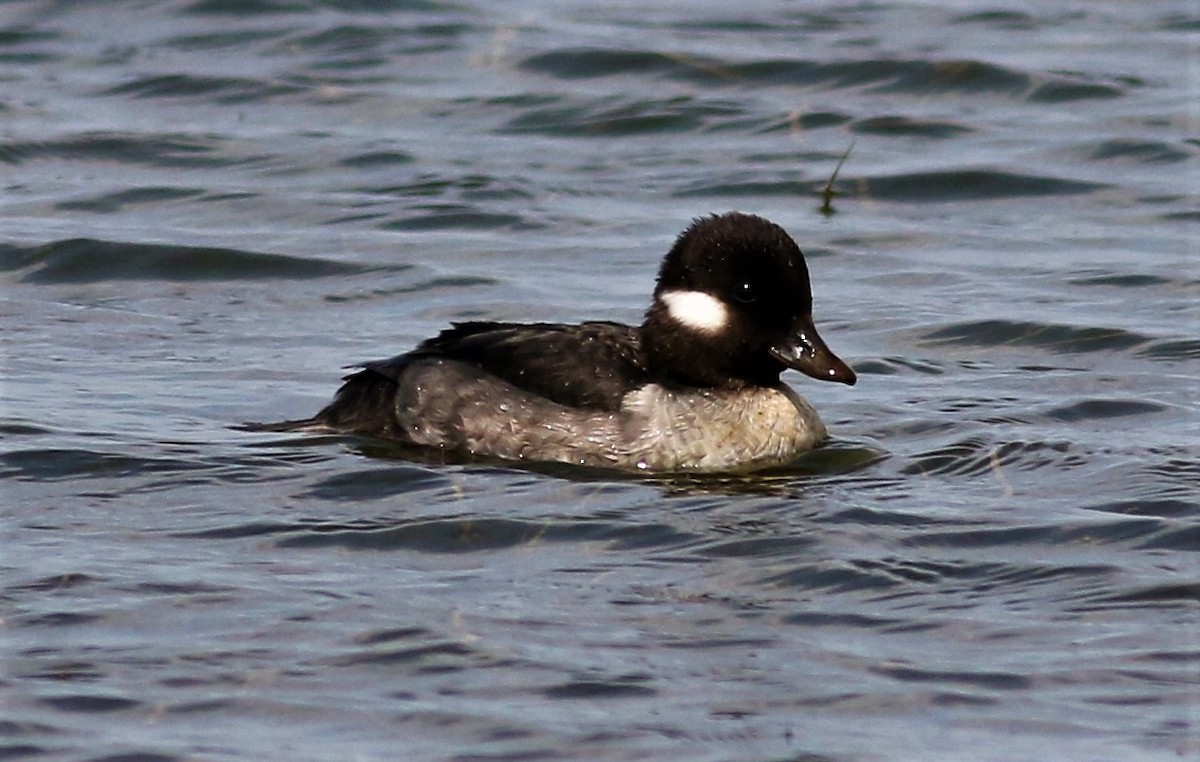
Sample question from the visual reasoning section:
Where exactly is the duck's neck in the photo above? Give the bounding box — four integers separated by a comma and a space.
640, 304, 784, 390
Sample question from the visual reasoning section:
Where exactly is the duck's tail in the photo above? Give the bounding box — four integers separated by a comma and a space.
238, 365, 404, 440
235, 417, 330, 434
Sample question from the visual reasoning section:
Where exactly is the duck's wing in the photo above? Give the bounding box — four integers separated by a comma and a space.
365, 321, 647, 411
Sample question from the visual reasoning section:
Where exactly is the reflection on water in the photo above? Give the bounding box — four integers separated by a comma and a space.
1, 1, 1197, 760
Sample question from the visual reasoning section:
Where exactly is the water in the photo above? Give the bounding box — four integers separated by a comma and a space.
2, 1, 1198, 760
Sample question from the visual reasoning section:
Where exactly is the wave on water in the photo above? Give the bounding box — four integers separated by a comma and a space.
518, 47, 1129, 102
855, 169, 1108, 202
0, 132, 248, 168
920, 318, 1150, 353
0, 238, 392, 283
102, 73, 307, 104
913, 317, 1199, 367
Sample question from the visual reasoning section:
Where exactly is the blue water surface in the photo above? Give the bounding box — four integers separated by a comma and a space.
1, 2, 1198, 760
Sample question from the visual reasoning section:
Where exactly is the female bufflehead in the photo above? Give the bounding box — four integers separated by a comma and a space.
285, 212, 856, 472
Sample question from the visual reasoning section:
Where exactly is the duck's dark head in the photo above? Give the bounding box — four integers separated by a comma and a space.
641, 212, 856, 389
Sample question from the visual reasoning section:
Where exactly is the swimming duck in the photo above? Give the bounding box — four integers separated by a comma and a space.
284, 212, 855, 472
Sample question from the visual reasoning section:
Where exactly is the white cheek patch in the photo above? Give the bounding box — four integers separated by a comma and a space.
660, 289, 729, 333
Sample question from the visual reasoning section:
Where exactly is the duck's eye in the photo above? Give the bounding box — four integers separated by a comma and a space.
733, 280, 757, 304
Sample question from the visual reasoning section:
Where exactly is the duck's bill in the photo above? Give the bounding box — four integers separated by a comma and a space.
769, 314, 857, 386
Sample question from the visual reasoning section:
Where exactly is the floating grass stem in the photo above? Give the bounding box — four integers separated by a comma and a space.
819, 140, 855, 216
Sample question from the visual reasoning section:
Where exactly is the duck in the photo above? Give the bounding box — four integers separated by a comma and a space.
278, 212, 856, 472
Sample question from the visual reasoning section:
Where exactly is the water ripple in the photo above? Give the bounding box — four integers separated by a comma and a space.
520, 50, 1037, 97
383, 206, 534, 231
0, 448, 205, 482
517, 47, 1132, 107
919, 319, 1148, 353
858, 170, 1107, 202
1041, 399, 1167, 423
1086, 139, 1193, 164
499, 95, 741, 137
901, 436, 1089, 478
1136, 338, 1200, 362
872, 663, 1031, 692
903, 520, 1166, 550
37, 695, 141, 714
0, 132, 248, 169
298, 465, 450, 500
518, 48, 698, 81
851, 115, 972, 139
0, 238, 377, 283
103, 73, 306, 104
56, 187, 205, 213
543, 677, 656, 699
329, 629, 485, 669
275, 516, 698, 554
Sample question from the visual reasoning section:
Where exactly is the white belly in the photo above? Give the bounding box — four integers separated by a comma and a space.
616, 383, 827, 472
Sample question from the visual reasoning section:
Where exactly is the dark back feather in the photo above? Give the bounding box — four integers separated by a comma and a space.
383, 321, 647, 411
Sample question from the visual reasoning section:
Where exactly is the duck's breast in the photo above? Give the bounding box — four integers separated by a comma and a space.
618, 383, 827, 471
